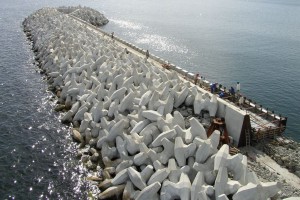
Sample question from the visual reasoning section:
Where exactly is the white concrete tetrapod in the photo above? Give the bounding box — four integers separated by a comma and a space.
118, 91, 134, 113
214, 144, 248, 185
173, 111, 185, 129
195, 140, 215, 164
73, 105, 88, 122
174, 87, 189, 108
194, 91, 203, 115
161, 173, 191, 200
232, 182, 282, 200
108, 99, 119, 118
133, 154, 151, 167
111, 168, 129, 186
106, 119, 126, 142
127, 167, 147, 190
130, 119, 150, 135
190, 117, 207, 140
214, 167, 241, 198
217, 194, 230, 200
140, 165, 155, 183
147, 167, 170, 186
208, 94, 218, 117
110, 86, 127, 101
152, 129, 176, 147
227, 154, 247, 185
136, 182, 161, 200
116, 160, 133, 174
185, 93, 195, 107
139, 122, 160, 146
193, 154, 215, 173
139, 90, 152, 107
214, 144, 230, 171
148, 91, 159, 110
163, 93, 175, 115
160, 138, 175, 164
191, 172, 214, 200
103, 156, 122, 168
174, 125, 192, 144
156, 117, 172, 132
174, 137, 196, 167
124, 134, 140, 155
116, 136, 129, 160
167, 158, 181, 183
101, 142, 118, 160
123, 181, 139, 200
98, 184, 125, 200
141, 110, 162, 122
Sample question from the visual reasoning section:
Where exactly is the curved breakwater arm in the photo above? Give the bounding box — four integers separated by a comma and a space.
23, 8, 284, 200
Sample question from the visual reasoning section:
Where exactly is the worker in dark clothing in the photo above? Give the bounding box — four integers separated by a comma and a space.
210, 83, 216, 93
125, 48, 129, 54
229, 86, 235, 102
219, 91, 225, 98
194, 73, 200, 84
146, 50, 149, 59
230, 86, 235, 95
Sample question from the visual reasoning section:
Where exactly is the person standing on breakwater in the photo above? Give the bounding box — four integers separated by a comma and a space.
230, 86, 235, 96
194, 73, 200, 84
125, 48, 129, 54
146, 50, 149, 59
236, 81, 241, 96
210, 83, 216, 93
111, 32, 114, 39
230, 86, 235, 101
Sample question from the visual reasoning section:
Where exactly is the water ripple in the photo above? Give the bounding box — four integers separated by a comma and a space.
0, 3, 88, 198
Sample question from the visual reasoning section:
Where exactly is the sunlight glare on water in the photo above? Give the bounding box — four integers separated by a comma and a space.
109, 19, 143, 30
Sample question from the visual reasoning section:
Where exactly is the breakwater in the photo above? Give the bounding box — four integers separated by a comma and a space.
67, 12, 287, 148
23, 7, 286, 200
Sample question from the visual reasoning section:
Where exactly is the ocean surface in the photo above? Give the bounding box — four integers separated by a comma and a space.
0, 0, 299, 198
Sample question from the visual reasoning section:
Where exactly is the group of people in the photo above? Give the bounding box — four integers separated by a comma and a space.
218, 85, 238, 98
193, 73, 240, 99
219, 86, 235, 98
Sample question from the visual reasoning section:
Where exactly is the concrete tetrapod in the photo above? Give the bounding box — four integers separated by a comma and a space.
195, 131, 220, 163
127, 167, 147, 190
135, 182, 161, 200
191, 172, 214, 200
161, 173, 191, 200
98, 184, 125, 199
174, 137, 196, 167
232, 182, 282, 200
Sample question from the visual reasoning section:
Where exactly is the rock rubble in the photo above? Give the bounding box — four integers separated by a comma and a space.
57, 6, 109, 27
262, 140, 300, 178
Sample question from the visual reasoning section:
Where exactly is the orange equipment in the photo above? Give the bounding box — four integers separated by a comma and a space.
207, 118, 230, 145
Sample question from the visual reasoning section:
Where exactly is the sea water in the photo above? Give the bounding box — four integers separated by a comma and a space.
0, 0, 299, 198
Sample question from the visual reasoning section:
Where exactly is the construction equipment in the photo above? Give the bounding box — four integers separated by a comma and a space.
207, 118, 230, 145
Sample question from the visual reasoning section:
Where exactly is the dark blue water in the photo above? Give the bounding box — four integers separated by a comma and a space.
0, 1, 89, 199
0, 0, 299, 198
